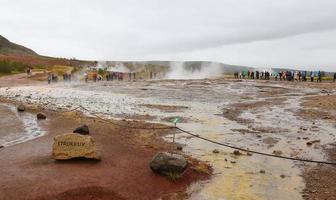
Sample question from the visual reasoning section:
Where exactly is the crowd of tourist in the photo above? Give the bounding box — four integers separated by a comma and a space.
46, 68, 336, 84
234, 70, 336, 82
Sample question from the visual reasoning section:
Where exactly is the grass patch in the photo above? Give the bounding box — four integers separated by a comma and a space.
322, 76, 335, 81
0, 59, 29, 74
47, 65, 73, 76
192, 163, 211, 175
164, 172, 182, 182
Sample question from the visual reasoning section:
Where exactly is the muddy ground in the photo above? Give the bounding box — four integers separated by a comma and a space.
0, 100, 211, 200
0, 74, 211, 200
225, 81, 336, 200
297, 94, 336, 200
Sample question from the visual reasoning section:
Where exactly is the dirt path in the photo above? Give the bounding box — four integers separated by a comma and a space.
0, 72, 44, 87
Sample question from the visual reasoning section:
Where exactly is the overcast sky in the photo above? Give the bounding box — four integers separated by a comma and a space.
1, 0, 336, 71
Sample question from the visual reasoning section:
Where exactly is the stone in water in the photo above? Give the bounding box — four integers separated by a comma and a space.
17, 105, 25, 112
52, 133, 100, 160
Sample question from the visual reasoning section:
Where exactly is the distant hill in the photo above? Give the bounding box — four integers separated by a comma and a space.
0, 35, 38, 56
0, 35, 94, 70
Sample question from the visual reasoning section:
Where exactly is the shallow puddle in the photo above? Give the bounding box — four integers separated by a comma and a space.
0, 103, 46, 146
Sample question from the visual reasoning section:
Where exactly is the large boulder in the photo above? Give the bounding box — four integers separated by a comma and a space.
73, 125, 90, 135
52, 133, 100, 160
150, 152, 188, 175
17, 105, 25, 112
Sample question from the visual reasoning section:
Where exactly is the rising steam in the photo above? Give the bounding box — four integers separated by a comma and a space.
165, 61, 224, 80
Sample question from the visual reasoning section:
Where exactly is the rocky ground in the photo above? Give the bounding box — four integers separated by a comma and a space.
224, 81, 336, 200
0, 73, 335, 200
303, 145, 336, 200
297, 93, 336, 200
229, 81, 336, 200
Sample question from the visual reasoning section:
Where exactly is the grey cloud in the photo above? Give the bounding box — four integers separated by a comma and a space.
0, 0, 336, 71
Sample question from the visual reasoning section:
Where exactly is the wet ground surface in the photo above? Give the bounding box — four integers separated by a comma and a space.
0, 103, 46, 147
0, 79, 335, 200
0, 104, 209, 200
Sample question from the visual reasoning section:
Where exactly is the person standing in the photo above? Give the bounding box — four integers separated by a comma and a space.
302, 71, 306, 82
334, 72, 336, 82
26, 68, 30, 77
84, 72, 88, 83
47, 73, 52, 84
93, 73, 97, 82
310, 71, 314, 82
317, 71, 322, 82
294, 71, 299, 81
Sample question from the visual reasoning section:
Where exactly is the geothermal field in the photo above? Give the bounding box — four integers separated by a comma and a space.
0, 63, 335, 200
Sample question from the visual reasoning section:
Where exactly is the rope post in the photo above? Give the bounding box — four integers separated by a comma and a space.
173, 122, 176, 144
171, 117, 181, 154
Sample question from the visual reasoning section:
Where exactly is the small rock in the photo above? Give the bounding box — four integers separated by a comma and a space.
260, 170, 266, 174
233, 150, 242, 156
0, 145, 4, 149
176, 146, 183, 151
280, 174, 286, 178
247, 152, 253, 156
212, 149, 220, 154
273, 150, 283, 155
306, 140, 320, 146
37, 113, 46, 120
150, 152, 187, 175
230, 161, 236, 164
73, 125, 90, 135
17, 105, 25, 112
